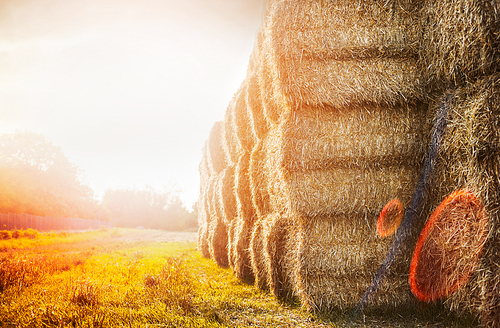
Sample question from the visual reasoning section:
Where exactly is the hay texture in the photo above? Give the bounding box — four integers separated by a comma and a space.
249, 216, 268, 291
424, 76, 500, 325
232, 152, 257, 283
264, 103, 430, 218
206, 174, 229, 268
409, 189, 488, 303
218, 166, 237, 268
262, 213, 295, 300
420, 0, 500, 88
198, 0, 500, 325
265, 0, 425, 109
197, 144, 210, 258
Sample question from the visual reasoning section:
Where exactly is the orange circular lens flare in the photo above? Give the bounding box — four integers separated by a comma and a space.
377, 199, 404, 237
409, 189, 488, 302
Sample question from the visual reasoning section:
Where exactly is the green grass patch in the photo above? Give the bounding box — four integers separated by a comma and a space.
0, 229, 479, 327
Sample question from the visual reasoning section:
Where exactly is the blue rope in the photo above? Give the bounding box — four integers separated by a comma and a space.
352, 92, 452, 317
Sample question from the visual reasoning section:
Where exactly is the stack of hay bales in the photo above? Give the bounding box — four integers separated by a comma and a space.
422, 76, 500, 324
203, 121, 229, 268
199, 0, 500, 325
415, 1, 500, 325
197, 144, 210, 259
259, 0, 431, 310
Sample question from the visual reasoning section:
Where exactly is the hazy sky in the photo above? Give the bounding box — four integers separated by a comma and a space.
0, 0, 265, 206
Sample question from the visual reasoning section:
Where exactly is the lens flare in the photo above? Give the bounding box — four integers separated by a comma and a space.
409, 189, 488, 302
376, 199, 403, 238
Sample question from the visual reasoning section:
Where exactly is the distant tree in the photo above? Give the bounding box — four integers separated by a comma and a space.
0, 130, 102, 219
102, 186, 197, 231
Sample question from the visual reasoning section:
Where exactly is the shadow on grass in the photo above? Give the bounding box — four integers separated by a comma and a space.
313, 301, 478, 327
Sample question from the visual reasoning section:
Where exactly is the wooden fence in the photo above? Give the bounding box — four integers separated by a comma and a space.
0, 213, 111, 231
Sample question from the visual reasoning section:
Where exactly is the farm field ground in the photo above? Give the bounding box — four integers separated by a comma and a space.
0, 228, 477, 327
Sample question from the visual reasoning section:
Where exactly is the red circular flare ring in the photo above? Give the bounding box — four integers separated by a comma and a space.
377, 199, 404, 237
409, 189, 488, 302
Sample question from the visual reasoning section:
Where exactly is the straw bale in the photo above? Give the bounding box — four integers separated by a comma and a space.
257, 32, 287, 126
233, 81, 256, 153
207, 174, 229, 268
293, 214, 411, 311
249, 217, 268, 290
265, 103, 431, 218
217, 166, 237, 268
420, 0, 500, 89
419, 75, 500, 325
248, 139, 273, 290
197, 144, 211, 258
249, 139, 271, 221
232, 152, 257, 283
199, 202, 211, 258
222, 94, 242, 165
246, 72, 269, 141
199, 0, 500, 323
197, 194, 210, 258
262, 213, 295, 300
218, 166, 237, 227
207, 217, 229, 268
264, 0, 425, 110
206, 121, 226, 174
198, 223, 210, 259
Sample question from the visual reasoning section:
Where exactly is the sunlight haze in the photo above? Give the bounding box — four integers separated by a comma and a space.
0, 0, 265, 206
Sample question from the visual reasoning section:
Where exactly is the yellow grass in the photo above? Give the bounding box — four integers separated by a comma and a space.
0, 228, 477, 327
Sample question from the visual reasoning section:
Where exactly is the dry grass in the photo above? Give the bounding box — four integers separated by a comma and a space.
0, 228, 479, 327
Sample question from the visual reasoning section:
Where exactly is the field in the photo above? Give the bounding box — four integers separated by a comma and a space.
0, 228, 477, 327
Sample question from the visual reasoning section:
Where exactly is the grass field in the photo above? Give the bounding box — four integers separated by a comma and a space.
0, 228, 478, 327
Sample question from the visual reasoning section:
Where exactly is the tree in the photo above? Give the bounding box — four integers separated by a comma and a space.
0, 130, 102, 219
102, 186, 197, 231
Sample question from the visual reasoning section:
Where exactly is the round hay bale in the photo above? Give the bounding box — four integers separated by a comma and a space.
249, 139, 271, 221
421, 0, 500, 89
232, 218, 255, 283
250, 217, 268, 290
198, 222, 210, 259
222, 95, 242, 165
265, 103, 430, 219
262, 214, 294, 300
197, 145, 211, 258
197, 189, 210, 258
422, 77, 500, 322
208, 217, 229, 268
234, 82, 256, 153
218, 166, 238, 269
247, 71, 269, 140
409, 189, 488, 303
377, 199, 404, 238
207, 121, 226, 174
207, 175, 229, 268
294, 215, 406, 311
267, 0, 424, 109
232, 152, 257, 283
218, 166, 237, 227
258, 33, 286, 126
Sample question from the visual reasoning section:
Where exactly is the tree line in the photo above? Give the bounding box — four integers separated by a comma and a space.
0, 131, 197, 231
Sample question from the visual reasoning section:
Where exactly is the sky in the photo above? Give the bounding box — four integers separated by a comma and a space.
0, 0, 265, 207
